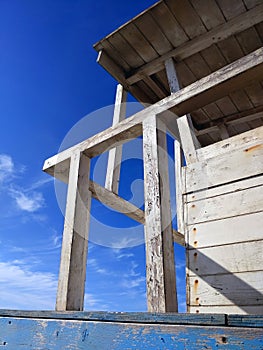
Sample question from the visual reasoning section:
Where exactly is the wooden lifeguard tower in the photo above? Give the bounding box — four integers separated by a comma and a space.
1, 0, 263, 348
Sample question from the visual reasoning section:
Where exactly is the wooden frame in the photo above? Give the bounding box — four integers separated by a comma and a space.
43, 47, 263, 313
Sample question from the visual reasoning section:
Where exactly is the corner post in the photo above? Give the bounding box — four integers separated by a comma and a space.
56, 152, 91, 311
143, 115, 178, 312
105, 84, 127, 194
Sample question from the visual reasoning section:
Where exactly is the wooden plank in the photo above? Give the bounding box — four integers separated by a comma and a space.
108, 31, 144, 69
228, 315, 263, 328
197, 125, 263, 160
217, 123, 229, 139
187, 211, 263, 248
186, 185, 263, 224
121, 22, 158, 63
105, 84, 127, 194
186, 174, 263, 202
165, 0, 207, 39
164, 58, 180, 93
190, 305, 263, 315
143, 115, 177, 312
188, 271, 263, 307
177, 115, 200, 164
1, 316, 263, 349
125, 4, 263, 85
134, 12, 173, 56
185, 141, 263, 193
56, 153, 91, 311
150, 2, 189, 48
216, 0, 246, 20
190, 0, 225, 29
188, 240, 263, 276
43, 49, 263, 174
174, 140, 184, 234
0, 310, 226, 325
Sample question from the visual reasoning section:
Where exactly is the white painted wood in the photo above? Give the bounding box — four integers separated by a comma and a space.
174, 140, 184, 235
187, 185, 263, 224
185, 141, 263, 193
190, 305, 263, 315
126, 4, 263, 85
186, 175, 263, 203
43, 48, 263, 176
177, 115, 200, 164
164, 58, 180, 93
56, 153, 91, 311
188, 271, 263, 307
187, 211, 263, 248
105, 84, 127, 194
197, 125, 263, 160
188, 240, 263, 276
196, 110, 263, 137
143, 115, 177, 312
218, 123, 229, 140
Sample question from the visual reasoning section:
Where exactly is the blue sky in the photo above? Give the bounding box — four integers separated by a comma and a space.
0, 0, 186, 312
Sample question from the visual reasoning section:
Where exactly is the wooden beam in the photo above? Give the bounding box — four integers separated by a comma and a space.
43, 48, 263, 174
126, 4, 263, 85
56, 153, 91, 311
164, 58, 180, 93
196, 108, 263, 136
174, 140, 184, 235
143, 115, 177, 312
105, 84, 127, 194
218, 123, 230, 140
177, 115, 200, 164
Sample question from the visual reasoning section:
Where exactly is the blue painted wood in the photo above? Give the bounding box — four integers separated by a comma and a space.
227, 314, 263, 328
0, 310, 226, 325
0, 313, 263, 349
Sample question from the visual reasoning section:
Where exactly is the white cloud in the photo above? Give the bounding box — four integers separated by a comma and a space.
9, 188, 45, 212
0, 154, 14, 183
0, 260, 57, 309
84, 293, 111, 311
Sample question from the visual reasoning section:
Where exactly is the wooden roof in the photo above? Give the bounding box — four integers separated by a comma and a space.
94, 0, 263, 145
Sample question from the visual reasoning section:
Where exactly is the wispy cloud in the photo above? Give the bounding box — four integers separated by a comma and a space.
0, 260, 57, 309
9, 188, 45, 212
0, 154, 49, 214
0, 154, 14, 183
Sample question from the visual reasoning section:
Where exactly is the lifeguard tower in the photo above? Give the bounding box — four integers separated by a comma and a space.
1, 0, 263, 348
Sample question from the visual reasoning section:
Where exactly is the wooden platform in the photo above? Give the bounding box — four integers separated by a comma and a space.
0, 311, 262, 349
94, 0, 263, 146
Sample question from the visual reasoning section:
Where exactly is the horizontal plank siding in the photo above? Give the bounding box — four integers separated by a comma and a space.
187, 211, 263, 248
188, 240, 263, 275
185, 141, 263, 193
189, 271, 263, 307
186, 185, 263, 224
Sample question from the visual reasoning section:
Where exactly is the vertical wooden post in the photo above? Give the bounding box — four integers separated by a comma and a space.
143, 115, 178, 313
164, 58, 180, 93
56, 152, 91, 311
177, 115, 200, 164
174, 140, 184, 235
105, 84, 127, 194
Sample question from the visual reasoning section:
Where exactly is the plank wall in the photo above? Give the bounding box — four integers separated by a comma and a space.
182, 126, 263, 314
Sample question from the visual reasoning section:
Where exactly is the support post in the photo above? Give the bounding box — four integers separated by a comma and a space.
174, 140, 184, 235
105, 84, 127, 194
164, 58, 180, 93
177, 115, 200, 164
56, 152, 91, 311
143, 115, 178, 313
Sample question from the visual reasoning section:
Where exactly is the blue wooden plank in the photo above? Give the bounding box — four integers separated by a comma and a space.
227, 315, 263, 328
1, 316, 263, 349
0, 310, 225, 325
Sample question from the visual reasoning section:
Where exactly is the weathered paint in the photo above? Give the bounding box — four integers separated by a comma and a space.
0, 312, 262, 349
